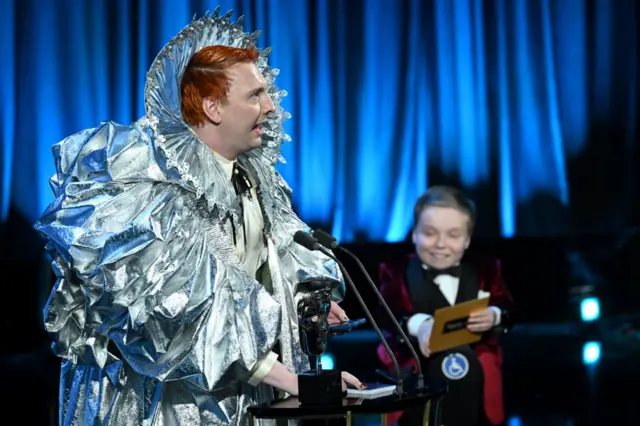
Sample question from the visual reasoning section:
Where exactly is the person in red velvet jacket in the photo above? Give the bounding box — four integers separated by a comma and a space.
377, 186, 514, 426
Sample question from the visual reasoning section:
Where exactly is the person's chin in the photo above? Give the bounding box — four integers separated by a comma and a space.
240, 139, 261, 153
426, 257, 454, 269
250, 135, 263, 147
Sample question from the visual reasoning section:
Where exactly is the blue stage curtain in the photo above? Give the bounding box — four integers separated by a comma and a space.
0, 0, 637, 244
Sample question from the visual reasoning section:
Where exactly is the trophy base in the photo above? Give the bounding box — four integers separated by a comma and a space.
298, 369, 344, 406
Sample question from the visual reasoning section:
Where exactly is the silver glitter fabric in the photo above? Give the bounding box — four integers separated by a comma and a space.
35, 8, 343, 426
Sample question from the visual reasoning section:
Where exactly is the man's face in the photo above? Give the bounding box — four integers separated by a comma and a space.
217, 62, 275, 155
412, 206, 471, 269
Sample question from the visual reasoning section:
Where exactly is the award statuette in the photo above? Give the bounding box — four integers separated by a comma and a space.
296, 279, 344, 406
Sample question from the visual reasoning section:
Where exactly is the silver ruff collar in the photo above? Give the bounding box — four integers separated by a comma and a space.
141, 7, 292, 214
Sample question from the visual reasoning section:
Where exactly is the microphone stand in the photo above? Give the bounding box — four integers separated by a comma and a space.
317, 247, 405, 395
293, 231, 404, 398
314, 230, 425, 390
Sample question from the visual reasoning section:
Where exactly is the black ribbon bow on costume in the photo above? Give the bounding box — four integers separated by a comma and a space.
231, 162, 253, 199
229, 162, 253, 247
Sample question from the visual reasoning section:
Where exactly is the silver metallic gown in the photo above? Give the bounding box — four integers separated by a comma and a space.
34, 10, 343, 426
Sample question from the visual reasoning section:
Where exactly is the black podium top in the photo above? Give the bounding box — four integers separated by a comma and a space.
247, 379, 447, 420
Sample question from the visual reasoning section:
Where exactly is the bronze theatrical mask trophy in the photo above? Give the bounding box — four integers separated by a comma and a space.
296, 279, 344, 406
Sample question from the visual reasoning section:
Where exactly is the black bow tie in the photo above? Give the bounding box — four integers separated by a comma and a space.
231, 163, 253, 199
424, 264, 461, 280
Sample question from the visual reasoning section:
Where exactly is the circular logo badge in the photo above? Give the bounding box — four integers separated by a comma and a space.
441, 352, 469, 380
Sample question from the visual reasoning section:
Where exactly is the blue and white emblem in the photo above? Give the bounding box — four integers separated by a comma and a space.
441, 352, 469, 380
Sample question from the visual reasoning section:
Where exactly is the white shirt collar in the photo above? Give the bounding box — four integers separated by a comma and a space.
212, 150, 236, 180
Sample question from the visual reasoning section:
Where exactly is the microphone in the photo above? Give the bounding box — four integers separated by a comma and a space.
313, 229, 425, 390
293, 230, 322, 251
292, 230, 406, 395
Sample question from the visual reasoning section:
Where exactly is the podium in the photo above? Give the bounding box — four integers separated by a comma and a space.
247, 377, 447, 426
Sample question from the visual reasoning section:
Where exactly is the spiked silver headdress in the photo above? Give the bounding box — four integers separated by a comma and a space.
141, 8, 291, 211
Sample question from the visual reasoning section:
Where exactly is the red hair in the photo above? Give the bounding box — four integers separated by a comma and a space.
180, 44, 259, 126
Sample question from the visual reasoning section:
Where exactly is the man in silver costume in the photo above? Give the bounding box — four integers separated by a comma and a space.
34, 9, 360, 425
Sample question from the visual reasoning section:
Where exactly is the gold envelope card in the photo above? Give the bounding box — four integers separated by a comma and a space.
429, 297, 490, 354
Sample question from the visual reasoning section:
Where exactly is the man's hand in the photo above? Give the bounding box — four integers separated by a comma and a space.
417, 319, 433, 358
467, 308, 496, 333
340, 371, 363, 392
328, 301, 349, 324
